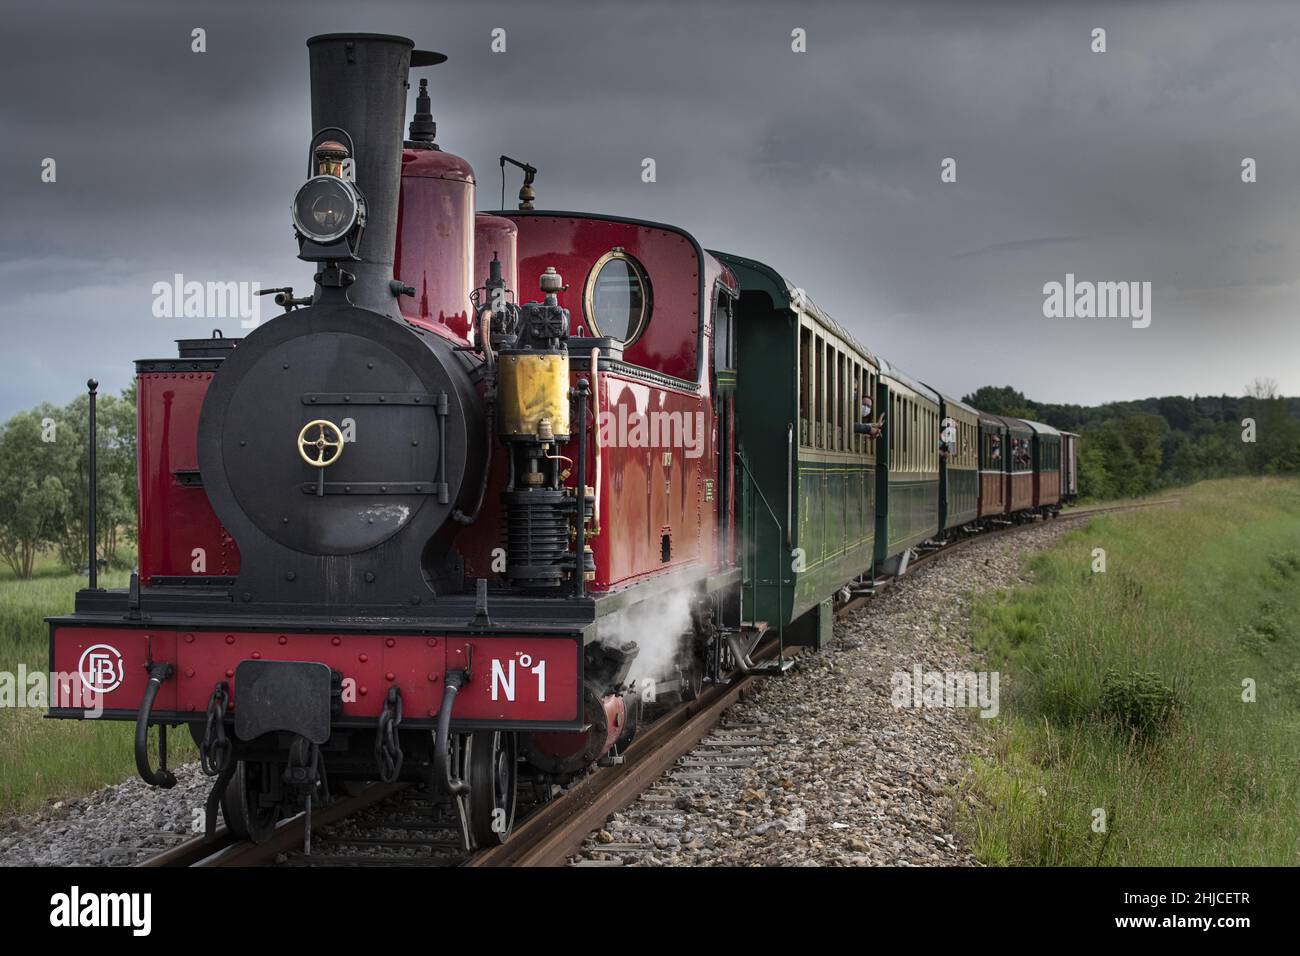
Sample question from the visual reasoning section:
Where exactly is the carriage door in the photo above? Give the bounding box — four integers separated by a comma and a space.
712, 285, 738, 566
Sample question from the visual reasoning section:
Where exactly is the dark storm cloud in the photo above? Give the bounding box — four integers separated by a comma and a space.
952, 237, 1092, 260
3, 0, 1300, 419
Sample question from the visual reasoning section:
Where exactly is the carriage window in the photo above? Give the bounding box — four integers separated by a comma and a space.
856, 366, 865, 454
867, 372, 877, 454
912, 403, 919, 471
926, 408, 932, 471
713, 288, 734, 372
890, 395, 898, 466
931, 409, 937, 471
799, 327, 812, 446
924, 407, 930, 471
893, 395, 899, 468
904, 396, 911, 470
815, 337, 825, 448
584, 251, 651, 344
836, 352, 846, 450
903, 399, 909, 470
831, 352, 839, 450
851, 364, 861, 454
828, 346, 838, 450
902, 396, 910, 470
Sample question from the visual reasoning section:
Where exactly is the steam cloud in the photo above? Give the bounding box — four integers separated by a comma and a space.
597, 588, 696, 685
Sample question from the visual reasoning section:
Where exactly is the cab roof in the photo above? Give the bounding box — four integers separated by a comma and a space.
709, 250, 880, 368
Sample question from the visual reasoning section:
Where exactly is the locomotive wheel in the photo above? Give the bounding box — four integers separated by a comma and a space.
221, 760, 281, 843
680, 652, 705, 701
467, 731, 518, 846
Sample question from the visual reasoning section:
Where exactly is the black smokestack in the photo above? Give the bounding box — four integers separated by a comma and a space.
306, 33, 413, 319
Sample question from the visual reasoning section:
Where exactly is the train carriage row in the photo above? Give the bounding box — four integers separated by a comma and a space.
717, 252, 1072, 649
45, 33, 1078, 847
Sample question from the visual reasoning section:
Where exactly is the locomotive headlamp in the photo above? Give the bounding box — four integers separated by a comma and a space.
292, 175, 366, 245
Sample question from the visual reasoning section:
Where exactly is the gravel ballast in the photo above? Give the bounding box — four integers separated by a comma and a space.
573, 519, 1082, 866
1, 764, 209, 867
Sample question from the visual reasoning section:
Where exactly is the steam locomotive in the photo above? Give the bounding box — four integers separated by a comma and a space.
47, 33, 1077, 850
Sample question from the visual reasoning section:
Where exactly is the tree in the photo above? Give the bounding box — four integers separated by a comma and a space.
53, 391, 138, 572
1084, 413, 1167, 498
0, 405, 71, 578
1166, 428, 1239, 484
1244, 378, 1300, 474
1076, 437, 1113, 501
961, 385, 1036, 420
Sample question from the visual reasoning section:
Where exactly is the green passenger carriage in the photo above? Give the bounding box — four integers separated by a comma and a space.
874, 362, 940, 572
715, 251, 880, 647
710, 252, 1072, 653
930, 388, 980, 533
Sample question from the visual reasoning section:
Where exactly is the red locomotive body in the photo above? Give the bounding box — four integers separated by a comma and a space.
394, 145, 476, 340
47, 34, 743, 849
50, 626, 581, 725
474, 213, 518, 293
136, 351, 240, 583
455, 213, 734, 592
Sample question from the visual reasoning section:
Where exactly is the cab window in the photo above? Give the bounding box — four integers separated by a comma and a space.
584, 250, 652, 344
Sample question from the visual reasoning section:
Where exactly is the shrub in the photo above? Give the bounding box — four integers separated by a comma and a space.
1099, 670, 1178, 738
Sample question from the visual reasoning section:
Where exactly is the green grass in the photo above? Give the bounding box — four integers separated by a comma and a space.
961, 477, 1300, 865
0, 555, 193, 818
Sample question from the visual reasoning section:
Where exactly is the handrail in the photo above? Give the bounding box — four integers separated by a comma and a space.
735, 448, 785, 665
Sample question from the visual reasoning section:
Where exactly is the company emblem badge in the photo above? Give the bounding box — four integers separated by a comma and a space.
78, 643, 124, 694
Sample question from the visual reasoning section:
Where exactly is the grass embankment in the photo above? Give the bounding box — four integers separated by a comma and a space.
0, 558, 194, 818
963, 477, 1300, 865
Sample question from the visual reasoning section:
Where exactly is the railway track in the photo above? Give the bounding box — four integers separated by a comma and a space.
138, 497, 1175, 869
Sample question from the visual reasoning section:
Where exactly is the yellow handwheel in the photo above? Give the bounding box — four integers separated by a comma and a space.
297, 419, 344, 467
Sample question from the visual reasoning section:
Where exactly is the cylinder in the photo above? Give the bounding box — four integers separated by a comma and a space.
474, 213, 518, 298
394, 148, 476, 338
496, 352, 571, 438
502, 488, 571, 590
306, 34, 414, 320
520, 686, 626, 775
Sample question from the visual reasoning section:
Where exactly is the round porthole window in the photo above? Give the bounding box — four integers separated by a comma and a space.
584, 250, 651, 344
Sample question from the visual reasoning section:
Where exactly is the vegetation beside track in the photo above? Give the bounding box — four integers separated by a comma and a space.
962, 477, 1300, 865
0, 558, 193, 819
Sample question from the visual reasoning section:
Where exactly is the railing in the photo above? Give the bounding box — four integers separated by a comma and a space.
87, 378, 99, 590
736, 448, 785, 664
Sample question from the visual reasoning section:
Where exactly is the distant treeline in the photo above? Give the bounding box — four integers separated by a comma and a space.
0, 385, 136, 579
963, 381, 1300, 501
1, 380, 1295, 578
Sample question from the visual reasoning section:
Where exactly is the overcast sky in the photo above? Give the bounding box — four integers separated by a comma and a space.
4, 0, 1300, 419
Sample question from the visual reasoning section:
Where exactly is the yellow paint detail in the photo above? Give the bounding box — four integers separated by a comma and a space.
497, 353, 571, 438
